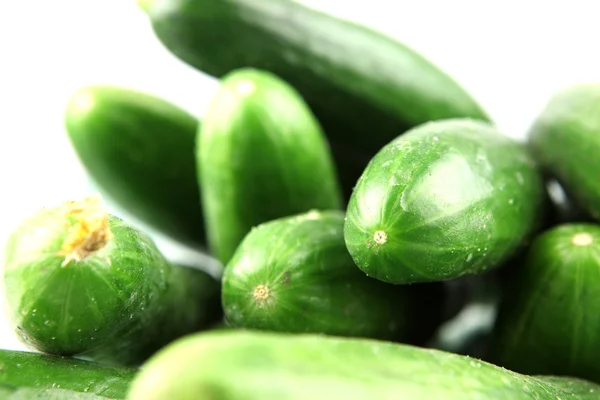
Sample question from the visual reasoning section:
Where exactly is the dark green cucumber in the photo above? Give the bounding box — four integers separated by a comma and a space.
0, 349, 135, 399
487, 223, 600, 383
222, 210, 443, 343
1, 195, 218, 366
126, 330, 600, 400
64, 85, 204, 248
198, 68, 343, 264
527, 83, 600, 222
344, 118, 546, 284
138, 0, 490, 199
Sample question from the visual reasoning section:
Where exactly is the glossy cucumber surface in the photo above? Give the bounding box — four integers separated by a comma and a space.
222, 210, 443, 343
0, 349, 136, 399
126, 330, 600, 400
139, 0, 489, 198
1, 196, 215, 366
488, 223, 600, 383
344, 118, 546, 284
198, 68, 343, 264
65, 85, 205, 248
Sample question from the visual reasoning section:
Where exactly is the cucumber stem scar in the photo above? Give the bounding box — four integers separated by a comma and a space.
572, 232, 593, 247
253, 284, 270, 301
58, 194, 113, 266
373, 230, 388, 245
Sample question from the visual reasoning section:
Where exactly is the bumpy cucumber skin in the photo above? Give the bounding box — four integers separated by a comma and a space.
0, 349, 135, 399
344, 118, 546, 284
198, 68, 343, 264
139, 0, 489, 199
126, 330, 600, 400
64, 85, 205, 248
1, 208, 214, 366
528, 83, 600, 222
222, 210, 443, 343
488, 223, 600, 383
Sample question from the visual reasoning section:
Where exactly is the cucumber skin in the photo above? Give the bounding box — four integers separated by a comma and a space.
1, 208, 216, 366
0, 349, 135, 399
139, 0, 489, 199
65, 85, 205, 248
528, 83, 600, 222
198, 68, 343, 265
222, 210, 443, 343
0, 385, 112, 400
344, 118, 546, 284
487, 223, 600, 383
125, 330, 600, 400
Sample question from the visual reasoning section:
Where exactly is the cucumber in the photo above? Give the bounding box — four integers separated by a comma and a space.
0, 385, 113, 400
64, 85, 204, 248
527, 83, 600, 222
487, 223, 600, 383
125, 330, 600, 400
344, 118, 546, 284
0, 349, 135, 399
1, 195, 219, 366
198, 68, 343, 264
137, 0, 490, 199
222, 210, 443, 343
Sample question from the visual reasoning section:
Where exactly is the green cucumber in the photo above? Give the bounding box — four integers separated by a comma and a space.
344, 118, 546, 284
126, 330, 600, 400
527, 83, 600, 222
0, 385, 113, 400
0, 349, 136, 399
64, 85, 204, 248
1, 195, 219, 366
487, 223, 600, 383
198, 68, 343, 264
222, 210, 443, 343
138, 0, 490, 199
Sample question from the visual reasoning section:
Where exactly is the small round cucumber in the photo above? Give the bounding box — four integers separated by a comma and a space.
197, 68, 343, 265
222, 210, 443, 343
1, 195, 219, 366
488, 223, 600, 383
125, 330, 600, 400
344, 118, 546, 284
64, 85, 205, 248
527, 83, 600, 222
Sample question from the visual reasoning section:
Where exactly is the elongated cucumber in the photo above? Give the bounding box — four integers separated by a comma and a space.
198, 68, 343, 264
126, 330, 600, 400
344, 119, 546, 284
0, 348, 136, 399
138, 0, 489, 199
65, 85, 205, 248
222, 210, 444, 343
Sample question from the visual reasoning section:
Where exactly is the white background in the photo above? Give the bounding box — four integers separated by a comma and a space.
0, 0, 598, 351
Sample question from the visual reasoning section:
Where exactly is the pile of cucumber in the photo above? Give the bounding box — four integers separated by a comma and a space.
1, 1, 600, 399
